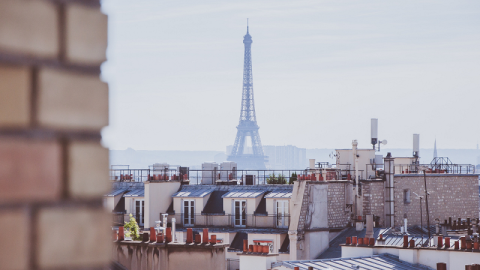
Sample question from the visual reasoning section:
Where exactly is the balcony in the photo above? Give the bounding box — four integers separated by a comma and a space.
163, 213, 290, 229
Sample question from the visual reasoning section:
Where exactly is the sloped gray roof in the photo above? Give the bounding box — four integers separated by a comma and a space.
172, 186, 215, 198
264, 189, 292, 198
273, 253, 433, 270
172, 184, 293, 199
124, 188, 144, 197
222, 190, 266, 198
104, 188, 128, 197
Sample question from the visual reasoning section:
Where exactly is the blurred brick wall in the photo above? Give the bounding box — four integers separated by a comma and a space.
0, 0, 111, 269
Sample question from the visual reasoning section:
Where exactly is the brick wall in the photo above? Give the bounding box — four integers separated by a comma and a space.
393, 175, 479, 227
0, 0, 110, 269
327, 182, 351, 228
362, 180, 385, 226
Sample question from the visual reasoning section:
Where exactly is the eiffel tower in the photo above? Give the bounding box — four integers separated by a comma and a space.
227, 24, 267, 170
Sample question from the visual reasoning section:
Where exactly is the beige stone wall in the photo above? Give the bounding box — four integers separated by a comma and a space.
327, 181, 351, 228
362, 180, 385, 226
393, 175, 479, 227
0, 0, 110, 269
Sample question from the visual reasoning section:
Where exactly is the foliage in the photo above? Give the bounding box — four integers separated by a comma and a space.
289, 172, 297, 185
124, 214, 141, 240
266, 173, 287, 184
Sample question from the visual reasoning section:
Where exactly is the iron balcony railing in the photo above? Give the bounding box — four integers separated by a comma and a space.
162, 213, 291, 229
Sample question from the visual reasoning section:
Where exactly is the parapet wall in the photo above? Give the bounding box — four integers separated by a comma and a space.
114, 241, 227, 270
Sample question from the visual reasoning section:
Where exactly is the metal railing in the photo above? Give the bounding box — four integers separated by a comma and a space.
109, 167, 364, 184
163, 213, 290, 229
394, 164, 475, 175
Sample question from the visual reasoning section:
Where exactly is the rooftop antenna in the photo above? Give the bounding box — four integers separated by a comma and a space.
371, 118, 378, 150
371, 118, 387, 152
247, 18, 249, 33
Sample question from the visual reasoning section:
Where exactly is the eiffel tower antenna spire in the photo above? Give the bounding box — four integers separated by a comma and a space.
227, 24, 267, 169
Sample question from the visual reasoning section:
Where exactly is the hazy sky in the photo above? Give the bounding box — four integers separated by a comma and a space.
101, 0, 480, 151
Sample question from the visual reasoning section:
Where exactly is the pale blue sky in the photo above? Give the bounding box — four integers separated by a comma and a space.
101, 0, 480, 151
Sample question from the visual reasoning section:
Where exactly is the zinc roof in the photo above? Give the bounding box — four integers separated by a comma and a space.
104, 188, 128, 197
222, 190, 266, 198
172, 186, 215, 198
124, 188, 145, 197
273, 253, 432, 270
264, 189, 292, 198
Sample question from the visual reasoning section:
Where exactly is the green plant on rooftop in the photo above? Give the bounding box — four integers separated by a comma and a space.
289, 172, 297, 184
124, 214, 141, 240
267, 173, 287, 184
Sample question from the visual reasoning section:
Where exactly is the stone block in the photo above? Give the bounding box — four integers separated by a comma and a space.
0, 0, 58, 57
68, 141, 110, 198
37, 207, 112, 268
37, 68, 108, 130
66, 4, 108, 65
0, 209, 29, 270
0, 64, 30, 127
0, 139, 62, 203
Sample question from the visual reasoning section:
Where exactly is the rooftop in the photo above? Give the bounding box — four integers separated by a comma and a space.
172, 186, 216, 198
274, 253, 433, 270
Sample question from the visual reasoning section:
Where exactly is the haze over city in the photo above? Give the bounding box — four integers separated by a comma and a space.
102, 0, 480, 153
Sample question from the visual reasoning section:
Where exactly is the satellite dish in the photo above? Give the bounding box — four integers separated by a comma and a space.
381, 140, 387, 145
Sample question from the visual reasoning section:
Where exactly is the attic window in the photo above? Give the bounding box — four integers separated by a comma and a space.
404, 189, 411, 204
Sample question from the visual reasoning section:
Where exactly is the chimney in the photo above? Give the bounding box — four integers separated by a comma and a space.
166, 227, 172, 243
444, 237, 450, 248
203, 228, 209, 244
195, 234, 201, 244
210, 235, 217, 245
150, 227, 156, 242
437, 236, 443, 249
243, 239, 248, 252
142, 233, 149, 242
186, 228, 193, 244
172, 218, 176, 242
365, 215, 374, 238
118, 226, 124, 241
309, 159, 315, 170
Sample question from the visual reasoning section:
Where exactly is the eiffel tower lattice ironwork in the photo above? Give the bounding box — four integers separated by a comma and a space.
227, 25, 267, 169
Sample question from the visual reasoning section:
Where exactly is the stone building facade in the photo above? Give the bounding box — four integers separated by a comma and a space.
359, 175, 479, 228
393, 174, 479, 227
0, 0, 110, 269
361, 180, 385, 226
327, 181, 352, 228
